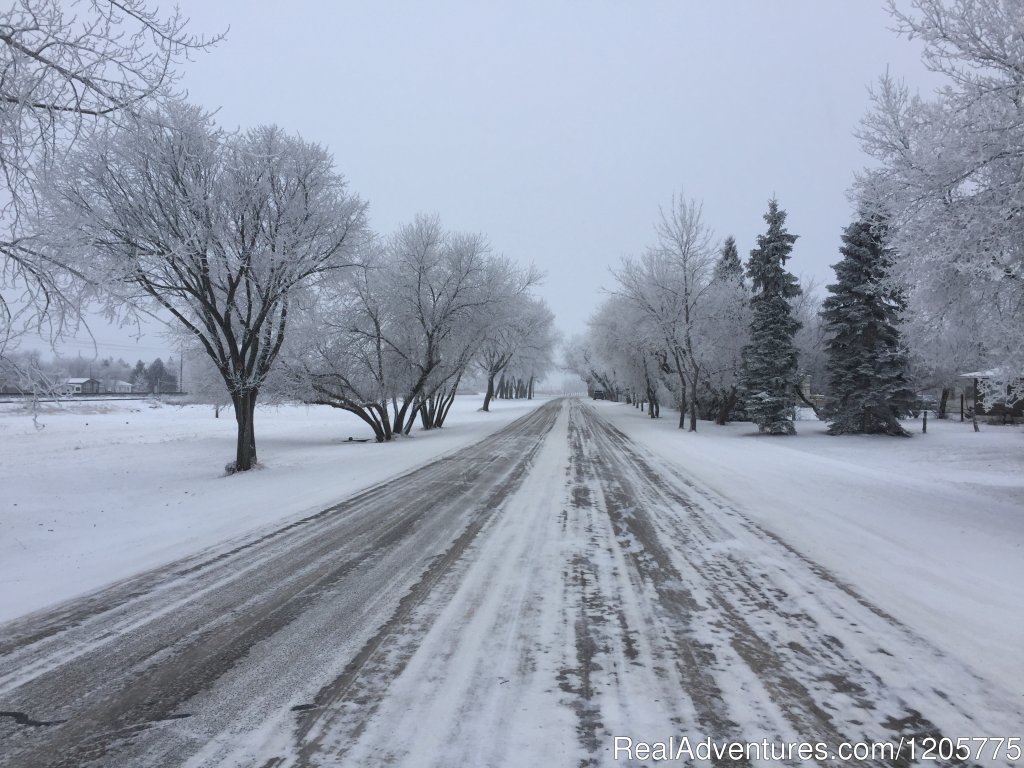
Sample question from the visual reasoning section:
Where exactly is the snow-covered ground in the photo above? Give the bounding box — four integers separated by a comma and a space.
594, 400, 1024, 697
2, 397, 1020, 766
0, 395, 547, 623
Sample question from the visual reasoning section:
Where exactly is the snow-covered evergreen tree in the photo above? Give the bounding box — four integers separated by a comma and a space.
741, 199, 801, 434
702, 235, 749, 424
714, 236, 743, 284
822, 215, 915, 436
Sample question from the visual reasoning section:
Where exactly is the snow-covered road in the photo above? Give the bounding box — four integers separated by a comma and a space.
0, 399, 1019, 767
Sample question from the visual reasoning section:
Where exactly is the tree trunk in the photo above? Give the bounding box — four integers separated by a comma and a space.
435, 373, 461, 427
314, 398, 388, 443
230, 389, 258, 472
392, 400, 409, 435
715, 386, 738, 425
528, 375, 534, 400
379, 402, 393, 441
436, 386, 458, 427
404, 402, 418, 435
392, 391, 421, 435
794, 384, 823, 420
419, 396, 436, 429
482, 373, 495, 412
938, 387, 951, 419
972, 378, 980, 432
677, 374, 687, 429
688, 377, 698, 432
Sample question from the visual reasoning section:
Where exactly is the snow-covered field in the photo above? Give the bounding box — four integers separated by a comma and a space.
0, 395, 547, 623
594, 400, 1024, 697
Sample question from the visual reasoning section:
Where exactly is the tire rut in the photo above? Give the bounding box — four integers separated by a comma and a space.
287, 400, 560, 766
571, 401, 1016, 767
0, 401, 561, 768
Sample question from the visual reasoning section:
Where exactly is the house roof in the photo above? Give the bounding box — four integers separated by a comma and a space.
959, 369, 1021, 379
66, 377, 98, 384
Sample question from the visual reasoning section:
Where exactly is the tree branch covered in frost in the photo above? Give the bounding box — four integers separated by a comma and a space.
0, 0, 221, 358
858, 0, 1024, 394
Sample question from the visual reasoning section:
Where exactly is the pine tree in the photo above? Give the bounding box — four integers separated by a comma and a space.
131, 360, 148, 392
821, 215, 915, 436
714, 235, 743, 284
741, 199, 802, 434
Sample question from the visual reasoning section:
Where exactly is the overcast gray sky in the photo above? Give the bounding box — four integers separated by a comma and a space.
57, 0, 939, 361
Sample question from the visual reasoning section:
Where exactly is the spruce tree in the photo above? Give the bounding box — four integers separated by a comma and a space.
741, 199, 802, 434
821, 215, 915, 436
714, 236, 743, 284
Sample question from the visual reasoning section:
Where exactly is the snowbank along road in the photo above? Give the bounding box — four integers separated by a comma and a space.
0, 398, 1018, 767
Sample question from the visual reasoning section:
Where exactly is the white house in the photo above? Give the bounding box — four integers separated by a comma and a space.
60, 377, 100, 395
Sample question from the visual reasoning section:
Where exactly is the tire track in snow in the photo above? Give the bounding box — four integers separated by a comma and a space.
286, 400, 576, 767
285, 401, 560, 766
576, 401, 1020, 767
0, 401, 561, 768
294, 399, 695, 768
563, 400, 748, 766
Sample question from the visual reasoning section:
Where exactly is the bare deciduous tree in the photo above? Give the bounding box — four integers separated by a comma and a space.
288, 215, 541, 441
478, 296, 555, 412
39, 102, 368, 472
614, 195, 717, 431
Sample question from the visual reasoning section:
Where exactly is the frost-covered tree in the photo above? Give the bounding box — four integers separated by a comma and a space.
589, 295, 665, 415
1, 0, 219, 360
502, 300, 558, 401
479, 296, 555, 412
822, 215, 915, 436
614, 195, 717, 431
564, 333, 620, 401
39, 102, 368, 471
700, 236, 750, 424
381, 218, 539, 430
285, 242, 402, 441
714, 236, 743, 284
287, 215, 540, 440
740, 199, 802, 434
857, 0, 1024, 400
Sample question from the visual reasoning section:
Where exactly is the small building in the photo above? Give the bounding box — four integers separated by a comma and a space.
960, 370, 1024, 423
110, 380, 133, 393
61, 377, 101, 395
